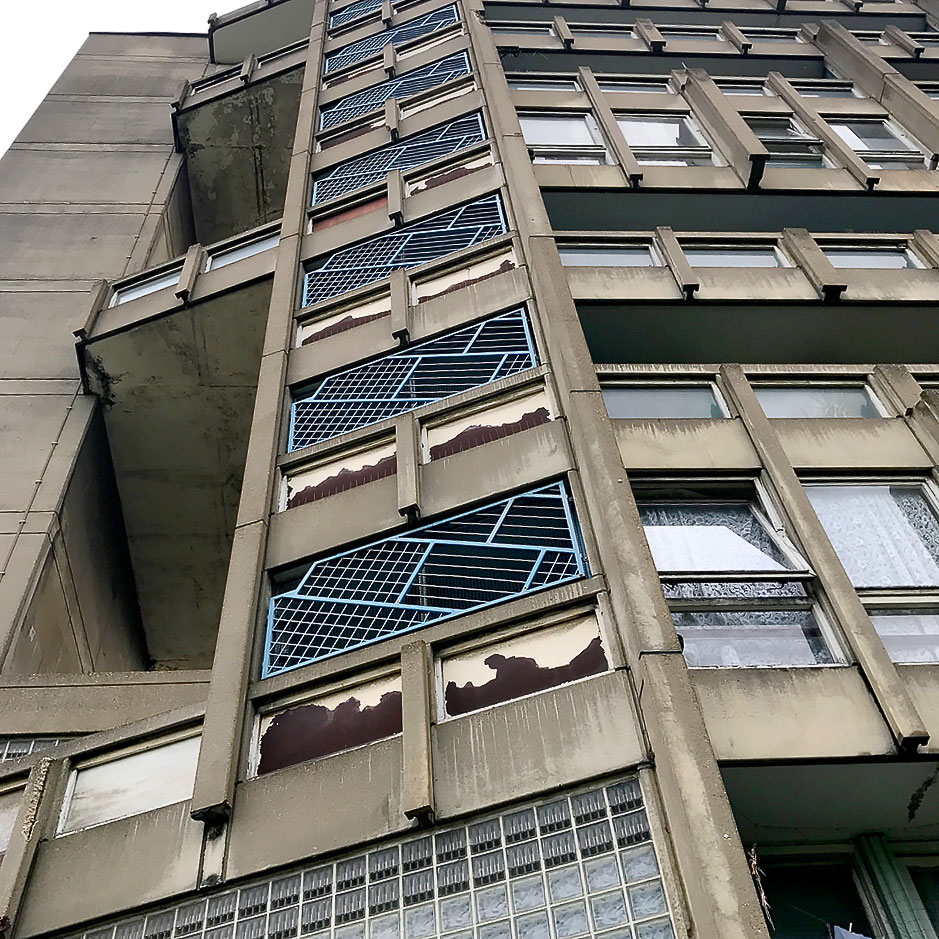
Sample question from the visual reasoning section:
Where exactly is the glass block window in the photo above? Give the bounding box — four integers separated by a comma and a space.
324, 6, 460, 74
59, 778, 675, 939
330, 0, 384, 31
312, 113, 486, 204
302, 193, 508, 307
264, 481, 588, 678
319, 52, 471, 131
290, 308, 536, 451
0, 736, 69, 762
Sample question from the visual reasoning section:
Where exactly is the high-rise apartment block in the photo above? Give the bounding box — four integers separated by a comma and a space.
3, 0, 939, 936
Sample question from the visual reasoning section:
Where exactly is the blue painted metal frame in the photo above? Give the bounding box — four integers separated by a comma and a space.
319, 52, 471, 131
303, 192, 507, 307
311, 112, 486, 204
262, 481, 589, 678
289, 307, 537, 450
329, 0, 384, 31
324, 5, 460, 75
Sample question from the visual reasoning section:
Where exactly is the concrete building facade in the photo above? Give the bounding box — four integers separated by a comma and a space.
2, 0, 939, 936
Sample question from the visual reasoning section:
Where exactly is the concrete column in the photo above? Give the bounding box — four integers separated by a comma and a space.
719, 364, 928, 750
401, 639, 435, 824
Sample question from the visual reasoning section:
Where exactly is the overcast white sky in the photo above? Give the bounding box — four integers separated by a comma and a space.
1, 2, 216, 157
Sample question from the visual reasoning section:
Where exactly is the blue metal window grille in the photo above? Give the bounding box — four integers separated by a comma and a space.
319, 52, 471, 131
324, 5, 460, 74
303, 192, 507, 307
263, 481, 588, 677
312, 113, 486, 204
329, 0, 384, 31
289, 308, 536, 450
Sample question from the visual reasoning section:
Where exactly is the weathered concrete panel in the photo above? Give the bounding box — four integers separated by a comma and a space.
16, 99, 175, 145
774, 418, 931, 470
613, 419, 760, 471
226, 736, 406, 879
0, 150, 171, 206
78, 33, 208, 58
433, 671, 645, 819
898, 665, 939, 755
16, 801, 203, 937
0, 213, 144, 280
50, 57, 206, 98
694, 667, 895, 761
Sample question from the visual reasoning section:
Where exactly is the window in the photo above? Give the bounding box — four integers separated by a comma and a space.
570, 26, 633, 38
597, 79, 673, 93
805, 482, 939, 588
682, 245, 788, 268
616, 114, 718, 165
637, 496, 833, 667
753, 384, 883, 418
490, 24, 555, 35
790, 80, 859, 98
290, 308, 537, 450
658, 27, 725, 41
206, 232, 280, 270
829, 119, 930, 170
318, 52, 471, 130
323, 7, 462, 75
603, 384, 727, 419
265, 481, 589, 677
716, 80, 766, 96
822, 245, 923, 269
519, 113, 612, 164
558, 244, 659, 267
311, 113, 486, 204
508, 77, 580, 91
440, 615, 609, 717
53, 778, 677, 939
0, 736, 69, 762
867, 609, 939, 663
58, 734, 201, 834
743, 27, 803, 41
0, 788, 21, 857
255, 675, 402, 774
302, 193, 507, 307
745, 117, 828, 168
109, 267, 181, 307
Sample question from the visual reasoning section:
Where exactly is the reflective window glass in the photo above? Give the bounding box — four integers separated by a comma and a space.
683, 246, 784, 268
717, 81, 766, 95
805, 484, 939, 588
823, 247, 920, 269
658, 28, 724, 40
616, 115, 704, 149
602, 386, 725, 419
207, 232, 280, 270
508, 78, 579, 90
672, 609, 833, 667
830, 120, 917, 152
110, 268, 181, 306
754, 385, 882, 418
868, 609, 939, 664
0, 789, 20, 856
598, 80, 672, 93
559, 245, 658, 267
520, 114, 596, 146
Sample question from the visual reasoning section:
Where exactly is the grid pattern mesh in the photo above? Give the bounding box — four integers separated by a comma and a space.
264, 481, 587, 678
58, 779, 676, 939
290, 308, 535, 450
330, 0, 384, 31
312, 113, 486, 204
302, 193, 507, 307
0, 736, 67, 762
319, 53, 471, 131
324, 6, 460, 74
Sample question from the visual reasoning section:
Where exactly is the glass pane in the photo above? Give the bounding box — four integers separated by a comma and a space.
824, 248, 917, 269
806, 485, 939, 587
754, 386, 880, 418
760, 861, 874, 939
0, 789, 21, 855
910, 867, 939, 933
683, 247, 781, 268
638, 503, 797, 573
868, 609, 939, 663
616, 116, 702, 149
718, 83, 765, 95
672, 609, 833, 667
830, 120, 915, 151
207, 233, 280, 270
60, 735, 201, 833
598, 81, 671, 93
602, 386, 723, 419
508, 79, 579, 90
519, 115, 595, 146
559, 246, 656, 267
112, 268, 181, 305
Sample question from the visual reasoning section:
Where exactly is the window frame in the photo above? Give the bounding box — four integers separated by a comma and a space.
557, 241, 662, 268
518, 110, 613, 165
679, 241, 791, 268
750, 380, 889, 418
599, 380, 731, 419
744, 114, 830, 168
614, 112, 720, 166
827, 117, 934, 170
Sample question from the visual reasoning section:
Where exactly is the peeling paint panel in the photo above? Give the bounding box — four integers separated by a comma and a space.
411, 247, 516, 303
256, 675, 402, 774
58, 735, 201, 835
297, 292, 392, 346
424, 389, 551, 462
0, 787, 22, 856
399, 80, 476, 118
407, 151, 494, 196
441, 616, 609, 718
282, 441, 397, 509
